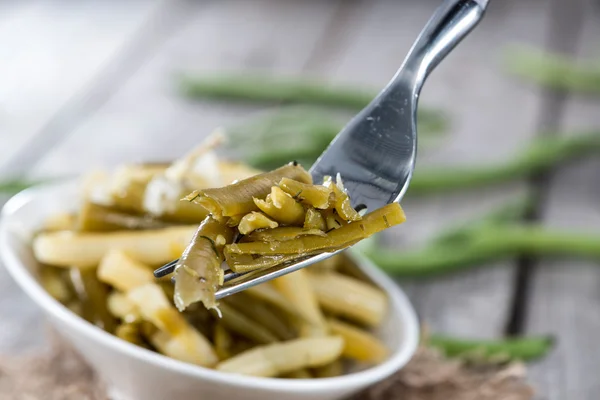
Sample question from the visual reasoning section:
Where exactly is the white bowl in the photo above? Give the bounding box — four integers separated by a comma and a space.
0, 180, 419, 400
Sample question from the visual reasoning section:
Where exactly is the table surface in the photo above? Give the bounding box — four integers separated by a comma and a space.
0, 1, 598, 399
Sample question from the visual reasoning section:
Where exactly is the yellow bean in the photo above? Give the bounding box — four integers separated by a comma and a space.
216, 336, 344, 377
254, 187, 305, 225
307, 271, 387, 327
272, 269, 327, 337
237, 212, 278, 235
279, 178, 331, 209
327, 318, 388, 363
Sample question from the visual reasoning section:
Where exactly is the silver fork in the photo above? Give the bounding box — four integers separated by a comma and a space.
154, 0, 489, 298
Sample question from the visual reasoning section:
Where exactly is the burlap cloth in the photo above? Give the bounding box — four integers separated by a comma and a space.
0, 334, 535, 400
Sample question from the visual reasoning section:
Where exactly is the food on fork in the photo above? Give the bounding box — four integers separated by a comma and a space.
31, 136, 398, 377
173, 163, 406, 313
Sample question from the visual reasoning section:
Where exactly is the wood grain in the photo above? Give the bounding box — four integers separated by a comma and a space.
0, 1, 598, 397
526, 1, 600, 398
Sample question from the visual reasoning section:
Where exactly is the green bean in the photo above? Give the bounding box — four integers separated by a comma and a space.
366, 224, 600, 277
115, 322, 153, 350
428, 334, 554, 362
69, 268, 118, 333
505, 46, 600, 95
312, 360, 343, 378
214, 322, 234, 361
355, 196, 534, 276
431, 194, 535, 245
39, 265, 75, 304
408, 132, 600, 195
244, 284, 304, 320
224, 106, 446, 169
178, 74, 446, 128
223, 293, 296, 340
182, 303, 215, 339
179, 73, 373, 109
283, 369, 313, 379
215, 302, 279, 344
78, 201, 166, 232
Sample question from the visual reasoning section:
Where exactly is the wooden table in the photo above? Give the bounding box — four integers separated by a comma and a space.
0, 1, 597, 398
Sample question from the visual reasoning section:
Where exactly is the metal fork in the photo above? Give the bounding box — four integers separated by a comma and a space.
154, 0, 489, 299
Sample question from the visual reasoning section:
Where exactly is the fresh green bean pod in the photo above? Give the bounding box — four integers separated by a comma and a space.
428, 334, 554, 362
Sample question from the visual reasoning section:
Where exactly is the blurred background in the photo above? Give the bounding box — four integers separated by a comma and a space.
0, 0, 599, 399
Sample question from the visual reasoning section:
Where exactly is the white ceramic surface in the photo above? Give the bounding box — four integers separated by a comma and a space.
0, 180, 419, 400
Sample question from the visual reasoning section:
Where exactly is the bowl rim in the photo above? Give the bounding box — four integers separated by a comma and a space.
0, 181, 419, 393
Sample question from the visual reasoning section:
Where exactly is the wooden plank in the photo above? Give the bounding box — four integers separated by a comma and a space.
30, 0, 344, 177
526, 1, 600, 398
0, 0, 162, 172
306, 0, 552, 337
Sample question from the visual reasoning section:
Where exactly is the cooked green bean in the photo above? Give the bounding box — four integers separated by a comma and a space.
253, 186, 306, 225
237, 212, 278, 235
327, 318, 388, 364
273, 269, 327, 337
245, 284, 303, 320
185, 163, 312, 218
173, 216, 234, 312
115, 322, 153, 350
70, 268, 118, 333
283, 369, 313, 379
279, 177, 331, 209
39, 265, 75, 304
323, 177, 361, 222
78, 202, 166, 232
181, 303, 215, 339
214, 322, 234, 361
307, 270, 387, 327
224, 293, 296, 340
246, 227, 326, 243
225, 203, 405, 256
304, 208, 327, 231
225, 253, 304, 274
312, 359, 343, 378
216, 302, 279, 344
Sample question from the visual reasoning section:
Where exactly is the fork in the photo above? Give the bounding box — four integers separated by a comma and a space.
154, 0, 489, 299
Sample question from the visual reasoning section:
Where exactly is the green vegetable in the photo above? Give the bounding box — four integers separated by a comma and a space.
354, 195, 532, 276
179, 73, 376, 109
366, 224, 600, 277
428, 334, 554, 362
432, 194, 534, 245
225, 106, 446, 170
70, 268, 118, 333
179, 74, 447, 127
506, 46, 600, 95
409, 132, 600, 195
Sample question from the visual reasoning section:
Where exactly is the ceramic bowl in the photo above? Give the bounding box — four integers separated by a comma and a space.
0, 180, 419, 400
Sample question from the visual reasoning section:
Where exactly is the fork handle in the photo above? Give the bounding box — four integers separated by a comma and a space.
396, 0, 488, 93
